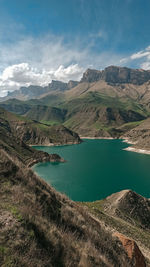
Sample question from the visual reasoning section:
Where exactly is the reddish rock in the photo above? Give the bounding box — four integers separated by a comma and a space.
114, 233, 146, 267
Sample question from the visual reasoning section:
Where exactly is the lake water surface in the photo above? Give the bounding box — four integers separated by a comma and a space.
33, 139, 150, 201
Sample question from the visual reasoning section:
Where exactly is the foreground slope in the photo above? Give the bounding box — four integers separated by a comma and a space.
83, 190, 150, 265
0, 116, 138, 266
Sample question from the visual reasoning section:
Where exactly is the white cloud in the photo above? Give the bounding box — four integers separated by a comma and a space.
140, 62, 150, 70
0, 33, 122, 97
120, 45, 150, 70
130, 50, 150, 60
0, 63, 84, 96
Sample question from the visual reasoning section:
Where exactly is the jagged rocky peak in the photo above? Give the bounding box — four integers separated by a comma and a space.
48, 80, 79, 91
80, 68, 103, 82
81, 66, 150, 85
48, 80, 68, 91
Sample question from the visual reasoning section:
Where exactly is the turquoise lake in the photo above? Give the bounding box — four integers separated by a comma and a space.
33, 139, 150, 201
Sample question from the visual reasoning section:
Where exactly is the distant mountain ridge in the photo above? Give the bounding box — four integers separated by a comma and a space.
0, 79, 79, 101
81, 66, 150, 85
1, 65, 150, 142
1, 66, 150, 102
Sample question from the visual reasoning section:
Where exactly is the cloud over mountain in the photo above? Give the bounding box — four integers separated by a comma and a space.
120, 46, 150, 70
0, 63, 83, 96
0, 33, 123, 96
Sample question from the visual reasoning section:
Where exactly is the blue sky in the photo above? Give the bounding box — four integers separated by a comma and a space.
0, 0, 150, 95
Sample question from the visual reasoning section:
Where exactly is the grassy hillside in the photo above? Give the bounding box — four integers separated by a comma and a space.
0, 98, 32, 115
25, 105, 67, 125
1, 75, 150, 138
82, 190, 150, 265
0, 118, 147, 266
61, 92, 147, 137
0, 107, 81, 146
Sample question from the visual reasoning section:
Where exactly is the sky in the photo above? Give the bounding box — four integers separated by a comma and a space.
0, 0, 150, 96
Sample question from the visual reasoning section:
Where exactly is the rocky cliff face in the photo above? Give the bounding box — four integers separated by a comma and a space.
47, 80, 68, 91
81, 66, 150, 85
81, 68, 103, 83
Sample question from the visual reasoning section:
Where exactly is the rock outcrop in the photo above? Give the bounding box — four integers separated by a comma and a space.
114, 233, 146, 267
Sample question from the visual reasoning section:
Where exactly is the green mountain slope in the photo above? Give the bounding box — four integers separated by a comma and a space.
0, 91, 147, 138
62, 92, 147, 137
1, 66, 150, 138
25, 105, 67, 125
0, 107, 81, 145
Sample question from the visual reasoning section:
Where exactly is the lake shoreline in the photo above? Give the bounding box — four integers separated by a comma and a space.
30, 141, 81, 147
81, 137, 150, 156
122, 138, 150, 155
123, 146, 150, 155
33, 139, 150, 201
30, 136, 150, 156
80, 136, 116, 140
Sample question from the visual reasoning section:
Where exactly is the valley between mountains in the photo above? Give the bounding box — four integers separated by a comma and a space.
1, 66, 150, 266
1, 66, 150, 152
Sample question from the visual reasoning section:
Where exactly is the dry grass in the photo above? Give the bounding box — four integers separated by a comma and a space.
0, 148, 133, 267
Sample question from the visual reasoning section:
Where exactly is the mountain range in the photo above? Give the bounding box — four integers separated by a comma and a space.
1, 66, 150, 149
